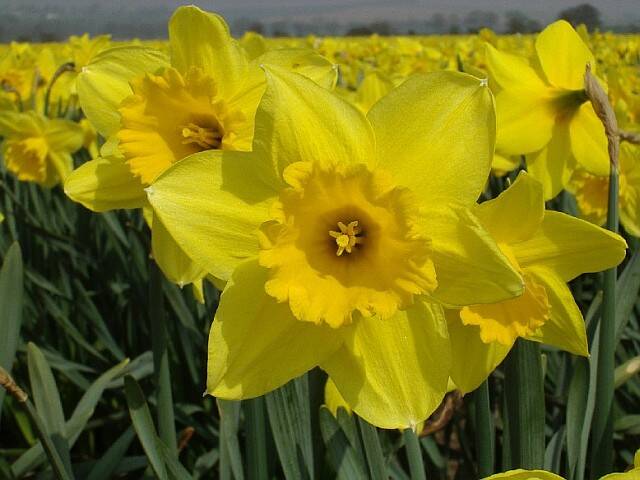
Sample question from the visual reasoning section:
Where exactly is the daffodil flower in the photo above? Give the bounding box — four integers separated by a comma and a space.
446, 172, 626, 394
64, 5, 336, 288
600, 449, 640, 479
0, 110, 84, 186
570, 142, 640, 237
486, 20, 609, 200
482, 469, 565, 480
147, 66, 524, 428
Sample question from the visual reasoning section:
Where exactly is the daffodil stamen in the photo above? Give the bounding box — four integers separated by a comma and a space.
180, 122, 222, 149
329, 220, 362, 256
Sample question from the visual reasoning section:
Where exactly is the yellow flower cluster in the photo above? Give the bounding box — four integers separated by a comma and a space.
0, 6, 636, 433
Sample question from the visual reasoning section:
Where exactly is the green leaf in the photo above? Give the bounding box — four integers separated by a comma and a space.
357, 416, 387, 480
319, 407, 367, 479
124, 375, 169, 480
0, 242, 23, 424
615, 355, 640, 388
12, 358, 131, 477
616, 249, 640, 342
244, 397, 269, 480
218, 399, 245, 480
266, 376, 314, 480
86, 428, 135, 480
26, 342, 73, 476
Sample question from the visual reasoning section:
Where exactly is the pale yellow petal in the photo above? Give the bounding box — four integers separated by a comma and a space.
446, 309, 511, 394
368, 71, 495, 205
253, 65, 375, 178
569, 102, 610, 176
424, 206, 524, 306
148, 150, 278, 281
485, 43, 548, 91
64, 157, 146, 212
535, 20, 594, 91
208, 260, 346, 398
512, 210, 627, 282
322, 300, 450, 429
169, 5, 248, 97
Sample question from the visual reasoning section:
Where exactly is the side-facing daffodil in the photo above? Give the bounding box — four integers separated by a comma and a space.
446, 172, 626, 394
147, 66, 524, 428
0, 110, 83, 186
64, 5, 336, 288
486, 20, 609, 199
570, 142, 640, 237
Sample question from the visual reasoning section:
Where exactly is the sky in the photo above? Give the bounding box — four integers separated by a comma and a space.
1, 0, 638, 40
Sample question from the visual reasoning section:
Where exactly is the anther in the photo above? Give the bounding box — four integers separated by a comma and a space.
180, 122, 222, 149
329, 220, 362, 256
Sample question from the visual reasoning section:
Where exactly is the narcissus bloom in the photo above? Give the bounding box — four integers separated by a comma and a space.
447, 172, 626, 394
64, 5, 336, 288
570, 142, 640, 237
486, 20, 609, 200
147, 66, 523, 428
0, 111, 83, 186
482, 470, 565, 480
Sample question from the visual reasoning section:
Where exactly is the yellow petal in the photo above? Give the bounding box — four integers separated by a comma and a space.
324, 377, 352, 417
168, 5, 248, 98
254, 65, 375, 178
368, 72, 495, 205
148, 150, 278, 281
78, 46, 169, 137
512, 210, 627, 282
152, 215, 207, 287
526, 122, 575, 200
446, 309, 511, 394
569, 102, 610, 176
64, 157, 146, 212
44, 119, 84, 153
0, 111, 41, 137
483, 469, 565, 480
492, 152, 521, 177
207, 259, 346, 398
321, 300, 450, 429
495, 88, 556, 155
424, 206, 524, 306
485, 43, 548, 91
476, 171, 544, 244
524, 266, 588, 357
535, 20, 594, 91
47, 152, 74, 183
355, 71, 394, 112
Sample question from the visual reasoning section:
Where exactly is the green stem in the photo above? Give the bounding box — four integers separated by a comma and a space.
358, 416, 386, 480
474, 379, 494, 477
503, 339, 545, 469
149, 260, 177, 456
590, 158, 619, 478
246, 397, 269, 480
403, 428, 426, 480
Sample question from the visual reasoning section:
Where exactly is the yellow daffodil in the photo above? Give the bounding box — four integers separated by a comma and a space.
0, 111, 83, 186
324, 377, 352, 417
147, 66, 523, 428
569, 142, 640, 237
482, 469, 565, 480
486, 20, 609, 200
64, 5, 336, 288
600, 449, 640, 479
447, 172, 626, 394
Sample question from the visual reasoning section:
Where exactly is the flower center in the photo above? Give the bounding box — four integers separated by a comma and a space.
180, 122, 223, 149
118, 67, 243, 185
259, 161, 437, 328
5, 137, 49, 184
329, 221, 362, 256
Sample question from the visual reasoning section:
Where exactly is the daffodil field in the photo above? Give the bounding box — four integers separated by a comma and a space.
1, 6, 640, 480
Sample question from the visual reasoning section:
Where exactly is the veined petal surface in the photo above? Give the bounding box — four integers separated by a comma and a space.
569, 102, 610, 176
64, 156, 146, 212
169, 6, 248, 98
368, 71, 495, 205
322, 300, 450, 429
208, 260, 346, 398
253, 65, 375, 178
512, 210, 627, 282
424, 206, 524, 306
147, 150, 278, 281
77, 46, 169, 137
535, 20, 595, 91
